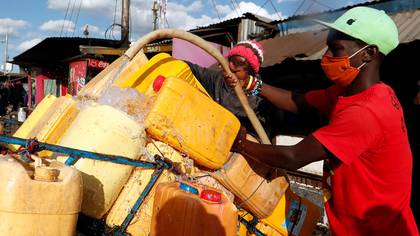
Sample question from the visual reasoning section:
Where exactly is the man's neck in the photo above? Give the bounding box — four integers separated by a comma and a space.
344, 66, 380, 96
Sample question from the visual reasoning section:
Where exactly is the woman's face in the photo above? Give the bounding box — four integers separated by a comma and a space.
228, 55, 250, 82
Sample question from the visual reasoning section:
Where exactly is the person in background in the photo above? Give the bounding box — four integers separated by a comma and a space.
227, 7, 418, 235
185, 40, 273, 138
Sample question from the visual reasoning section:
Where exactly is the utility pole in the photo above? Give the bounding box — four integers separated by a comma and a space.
152, 0, 159, 30
121, 0, 130, 48
0, 32, 8, 73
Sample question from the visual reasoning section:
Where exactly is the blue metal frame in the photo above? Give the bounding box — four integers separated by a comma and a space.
239, 216, 267, 236
0, 135, 170, 169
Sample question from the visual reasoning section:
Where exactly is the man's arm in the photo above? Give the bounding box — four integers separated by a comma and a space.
260, 83, 311, 114
237, 133, 327, 170
224, 75, 313, 114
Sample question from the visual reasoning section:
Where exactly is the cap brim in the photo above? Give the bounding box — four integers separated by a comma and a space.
315, 19, 340, 32
314, 19, 352, 39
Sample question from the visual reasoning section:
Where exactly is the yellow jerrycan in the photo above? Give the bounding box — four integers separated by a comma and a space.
113, 53, 209, 96
10, 94, 78, 157
56, 103, 146, 219
144, 77, 240, 169
0, 155, 82, 236
106, 141, 185, 236
211, 135, 289, 219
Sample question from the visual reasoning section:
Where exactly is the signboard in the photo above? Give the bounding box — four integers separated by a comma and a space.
87, 58, 109, 69
69, 60, 87, 95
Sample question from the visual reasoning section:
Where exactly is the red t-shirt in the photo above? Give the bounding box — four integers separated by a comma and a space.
305, 83, 418, 235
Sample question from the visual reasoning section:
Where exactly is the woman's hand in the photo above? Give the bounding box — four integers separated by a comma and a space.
223, 72, 239, 88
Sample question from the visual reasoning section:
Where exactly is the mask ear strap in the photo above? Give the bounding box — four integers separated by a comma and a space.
357, 62, 367, 70
349, 44, 370, 59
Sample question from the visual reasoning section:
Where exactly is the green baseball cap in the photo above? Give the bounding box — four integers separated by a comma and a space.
316, 6, 399, 55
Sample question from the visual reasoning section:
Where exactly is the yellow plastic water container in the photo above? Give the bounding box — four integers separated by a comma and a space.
0, 155, 82, 236
106, 141, 185, 236
144, 77, 240, 169
10, 94, 78, 156
113, 53, 209, 96
212, 152, 289, 219
56, 103, 146, 219
211, 136, 289, 219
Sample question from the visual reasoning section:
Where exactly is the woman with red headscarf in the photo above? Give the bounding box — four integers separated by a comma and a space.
185, 40, 272, 137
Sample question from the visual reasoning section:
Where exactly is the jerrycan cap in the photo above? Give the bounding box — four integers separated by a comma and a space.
153, 75, 166, 91
179, 182, 199, 195
200, 189, 222, 203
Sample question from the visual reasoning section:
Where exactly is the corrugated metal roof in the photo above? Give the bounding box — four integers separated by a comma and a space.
188, 13, 279, 46
260, 30, 327, 67
13, 37, 121, 67
260, 8, 420, 67
190, 12, 275, 31
392, 10, 420, 43
272, 0, 382, 24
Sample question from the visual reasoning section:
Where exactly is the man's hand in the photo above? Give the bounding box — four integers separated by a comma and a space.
223, 72, 238, 88
231, 126, 247, 153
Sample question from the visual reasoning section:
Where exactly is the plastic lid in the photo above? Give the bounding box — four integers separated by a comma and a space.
179, 182, 199, 195
153, 75, 166, 91
200, 189, 222, 203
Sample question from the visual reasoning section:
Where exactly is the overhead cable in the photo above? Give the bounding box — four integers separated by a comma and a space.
60, 0, 72, 37
73, 0, 83, 36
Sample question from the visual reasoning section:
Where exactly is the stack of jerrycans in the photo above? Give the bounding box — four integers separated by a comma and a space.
106, 53, 240, 235
9, 50, 151, 220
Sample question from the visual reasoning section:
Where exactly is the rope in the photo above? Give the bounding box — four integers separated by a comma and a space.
237, 177, 266, 209
9, 138, 43, 162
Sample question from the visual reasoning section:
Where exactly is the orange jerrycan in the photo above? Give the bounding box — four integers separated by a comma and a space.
0, 155, 82, 236
150, 181, 238, 236
144, 77, 240, 169
113, 53, 209, 96
211, 135, 289, 218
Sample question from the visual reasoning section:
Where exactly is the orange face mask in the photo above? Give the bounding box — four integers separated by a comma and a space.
321, 45, 368, 87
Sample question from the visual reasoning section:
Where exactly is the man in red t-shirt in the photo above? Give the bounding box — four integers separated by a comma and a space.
228, 6, 418, 235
